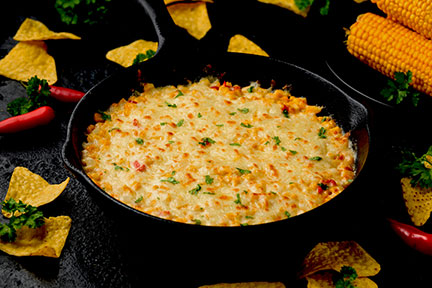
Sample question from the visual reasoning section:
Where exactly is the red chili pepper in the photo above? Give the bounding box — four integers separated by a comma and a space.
0, 106, 55, 134
388, 218, 432, 255
49, 86, 85, 103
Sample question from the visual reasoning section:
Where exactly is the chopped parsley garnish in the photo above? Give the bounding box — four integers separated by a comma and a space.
381, 70, 420, 107
134, 196, 143, 203
197, 113, 202, 118
0, 198, 45, 242
203, 192, 215, 195
309, 156, 323, 161
188, 184, 202, 195
165, 101, 177, 108
113, 163, 128, 171
284, 211, 291, 218
397, 145, 432, 188
272, 136, 281, 146
174, 90, 184, 98
176, 119, 184, 127
289, 150, 298, 155
98, 110, 111, 121
282, 105, 289, 118
55, 0, 113, 26
216, 124, 224, 127
247, 86, 254, 93
240, 122, 253, 128
237, 108, 249, 114
234, 193, 244, 206
294, 0, 314, 11
108, 127, 119, 132
132, 50, 156, 65
135, 138, 144, 145
236, 168, 251, 175
230, 143, 241, 146
193, 219, 202, 225
198, 137, 216, 146
318, 127, 327, 139
333, 266, 358, 288
318, 183, 329, 190
205, 175, 214, 184
229, 112, 237, 116
160, 122, 167, 126
160, 177, 180, 185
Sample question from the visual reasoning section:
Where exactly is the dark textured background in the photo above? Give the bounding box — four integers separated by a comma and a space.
1, 0, 432, 287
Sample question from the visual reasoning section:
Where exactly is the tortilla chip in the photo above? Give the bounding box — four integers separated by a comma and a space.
166, 1, 211, 40
0, 41, 57, 85
13, 18, 81, 41
199, 282, 286, 288
306, 271, 378, 288
106, 39, 158, 67
227, 34, 269, 57
3, 167, 69, 213
401, 177, 432, 226
0, 216, 71, 258
298, 241, 380, 279
257, 0, 310, 17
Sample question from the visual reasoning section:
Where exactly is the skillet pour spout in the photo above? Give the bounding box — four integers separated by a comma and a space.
62, 0, 370, 229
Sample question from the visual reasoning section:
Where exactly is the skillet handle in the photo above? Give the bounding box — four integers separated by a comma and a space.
136, 0, 199, 58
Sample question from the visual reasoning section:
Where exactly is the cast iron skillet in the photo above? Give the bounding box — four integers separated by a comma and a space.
62, 0, 370, 230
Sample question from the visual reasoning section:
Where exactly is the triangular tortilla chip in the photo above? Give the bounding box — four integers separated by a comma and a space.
401, 177, 432, 226
106, 39, 158, 67
13, 18, 81, 41
0, 41, 57, 84
0, 216, 72, 258
228, 34, 269, 57
257, 0, 310, 17
166, 1, 211, 40
299, 241, 381, 279
4, 167, 69, 211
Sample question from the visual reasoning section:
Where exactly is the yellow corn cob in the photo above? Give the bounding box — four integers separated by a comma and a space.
371, 0, 432, 40
346, 13, 432, 97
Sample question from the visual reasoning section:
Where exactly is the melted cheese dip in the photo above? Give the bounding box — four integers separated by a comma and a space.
82, 78, 356, 226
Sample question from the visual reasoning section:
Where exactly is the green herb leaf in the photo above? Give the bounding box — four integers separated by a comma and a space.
294, 0, 314, 11
98, 110, 111, 121
234, 193, 244, 206
205, 175, 214, 184
240, 122, 253, 128
0, 198, 45, 243
160, 177, 180, 185
237, 108, 249, 114
236, 168, 251, 175
7, 76, 51, 116
176, 119, 184, 127
381, 71, 421, 107
188, 184, 202, 195
229, 143, 241, 146
333, 266, 358, 288
174, 90, 184, 98
318, 127, 327, 139
134, 196, 143, 203
198, 137, 216, 146
165, 101, 177, 108
272, 136, 281, 146
397, 145, 432, 188
132, 50, 156, 65
135, 138, 144, 145
55, 0, 113, 26
309, 156, 322, 161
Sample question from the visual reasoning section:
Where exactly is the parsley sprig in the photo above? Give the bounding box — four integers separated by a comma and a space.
132, 50, 156, 65
332, 266, 358, 288
397, 145, 432, 188
0, 198, 45, 243
381, 71, 420, 107
7, 76, 51, 116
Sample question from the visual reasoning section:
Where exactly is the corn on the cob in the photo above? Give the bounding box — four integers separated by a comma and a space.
346, 13, 432, 97
371, 0, 432, 40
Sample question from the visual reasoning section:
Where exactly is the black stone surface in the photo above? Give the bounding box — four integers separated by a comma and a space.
1, 0, 432, 287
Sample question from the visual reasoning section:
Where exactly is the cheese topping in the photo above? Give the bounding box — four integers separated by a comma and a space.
82, 78, 356, 226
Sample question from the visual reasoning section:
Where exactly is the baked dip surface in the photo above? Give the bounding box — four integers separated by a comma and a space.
82, 78, 356, 226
